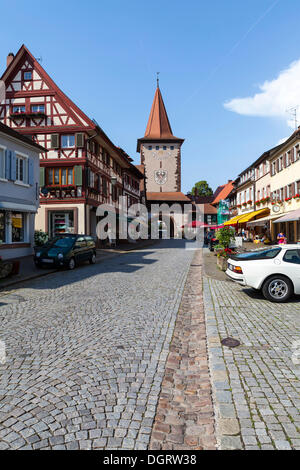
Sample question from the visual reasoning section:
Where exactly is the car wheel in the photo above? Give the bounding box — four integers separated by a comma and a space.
89, 253, 96, 264
262, 275, 293, 302
68, 257, 76, 270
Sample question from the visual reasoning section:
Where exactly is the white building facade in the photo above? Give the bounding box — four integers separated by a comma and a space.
0, 122, 44, 259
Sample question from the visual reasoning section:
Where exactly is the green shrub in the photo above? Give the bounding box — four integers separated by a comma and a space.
215, 226, 235, 248
34, 230, 48, 247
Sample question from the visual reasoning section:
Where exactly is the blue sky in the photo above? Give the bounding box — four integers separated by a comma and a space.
1, 0, 299, 193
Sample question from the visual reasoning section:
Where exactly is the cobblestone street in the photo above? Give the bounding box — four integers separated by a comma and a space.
203, 255, 300, 450
0, 240, 195, 450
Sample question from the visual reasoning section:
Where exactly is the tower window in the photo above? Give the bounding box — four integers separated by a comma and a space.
170, 146, 174, 150
148, 145, 152, 150
156, 146, 159, 150
163, 146, 167, 150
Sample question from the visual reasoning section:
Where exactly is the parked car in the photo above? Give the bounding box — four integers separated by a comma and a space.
226, 245, 300, 302
34, 234, 96, 270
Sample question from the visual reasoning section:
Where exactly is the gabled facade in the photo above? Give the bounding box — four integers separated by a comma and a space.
1, 45, 144, 239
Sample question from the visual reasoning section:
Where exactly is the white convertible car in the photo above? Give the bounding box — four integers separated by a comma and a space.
226, 245, 300, 302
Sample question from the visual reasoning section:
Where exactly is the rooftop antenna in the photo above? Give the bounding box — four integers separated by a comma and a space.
156, 72, 160, 88
286, 106, 298, 130
36, 56, 43, 63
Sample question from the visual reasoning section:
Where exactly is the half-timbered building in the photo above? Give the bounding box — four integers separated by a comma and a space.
0, 45, 144, 239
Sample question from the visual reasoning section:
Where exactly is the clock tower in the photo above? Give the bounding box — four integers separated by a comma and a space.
137, 84, 184, 194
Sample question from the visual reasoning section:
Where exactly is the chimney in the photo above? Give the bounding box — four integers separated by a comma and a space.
6, 52, 14, 68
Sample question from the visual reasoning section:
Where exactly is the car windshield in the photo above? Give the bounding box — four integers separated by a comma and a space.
233, 247, 281, 260
49, 236, 76, 248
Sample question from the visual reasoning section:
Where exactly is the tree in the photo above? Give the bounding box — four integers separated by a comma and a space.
191, 180, 213, 197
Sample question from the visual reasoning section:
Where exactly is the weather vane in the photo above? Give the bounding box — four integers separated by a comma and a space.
156, 72, 160, 88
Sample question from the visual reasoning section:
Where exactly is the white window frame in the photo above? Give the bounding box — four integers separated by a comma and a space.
15, 152, 29, 186
12, 105, 26, 114
31, 104, 45, 113
61, 134, 75, 148
0, 144, 7, 181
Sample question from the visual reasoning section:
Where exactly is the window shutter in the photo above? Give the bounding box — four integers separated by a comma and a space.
292, 182, 295, 197
86, 168, 91, 187
40, 167, 45, 186
97, 174, 101, 191
10, 151, 16, 181
276, 159, 279, 172
291, 147, 294, 163
51, 134, 59, 149
75, 133, 84, 148
28, 158, 34, 185
5, 149, 11, 179
74, 165, 82, 186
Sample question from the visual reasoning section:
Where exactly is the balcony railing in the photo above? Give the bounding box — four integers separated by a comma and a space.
40, 186, 82, 200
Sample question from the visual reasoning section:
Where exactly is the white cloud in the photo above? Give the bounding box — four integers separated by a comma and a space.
224, 59, 300, 128
277, 136, 289, 145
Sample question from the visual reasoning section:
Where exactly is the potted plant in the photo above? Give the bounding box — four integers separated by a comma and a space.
0, 256, 14, 280
34, 230, 49, 248
215, 227, 235, 271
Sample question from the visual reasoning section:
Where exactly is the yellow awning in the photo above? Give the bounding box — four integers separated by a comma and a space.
224, 214, 244, 226
237, 208, 270, 224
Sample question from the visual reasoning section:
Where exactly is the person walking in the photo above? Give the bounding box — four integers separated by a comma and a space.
277, 231, 286, 245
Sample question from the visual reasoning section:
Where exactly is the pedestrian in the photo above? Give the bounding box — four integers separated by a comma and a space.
277, 231, 286, 245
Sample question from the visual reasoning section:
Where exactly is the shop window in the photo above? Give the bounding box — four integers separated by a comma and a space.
11, 212, 25, 242
0, 147, 5, 179
0, 211, 5, 243
49, 210, 74, 237
61, 135, 75, 148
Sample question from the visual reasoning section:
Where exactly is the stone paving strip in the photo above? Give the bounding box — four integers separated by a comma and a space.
0, 240, 194, 450
149, 249, 217, 450
203, 275, 300, 450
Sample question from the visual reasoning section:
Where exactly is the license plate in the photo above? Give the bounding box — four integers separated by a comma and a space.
42, 259, 54, 264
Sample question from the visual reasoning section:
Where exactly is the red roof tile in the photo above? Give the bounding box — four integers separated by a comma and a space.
144, 87, 175, 139
212, 181, 234, 204
146, 192, 190, 202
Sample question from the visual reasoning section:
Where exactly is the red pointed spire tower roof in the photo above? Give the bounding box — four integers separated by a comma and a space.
144, 86, 174, 139
137, 84, 183, 151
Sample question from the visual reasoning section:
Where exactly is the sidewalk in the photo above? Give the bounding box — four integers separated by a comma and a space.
0, 239, 157, 291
